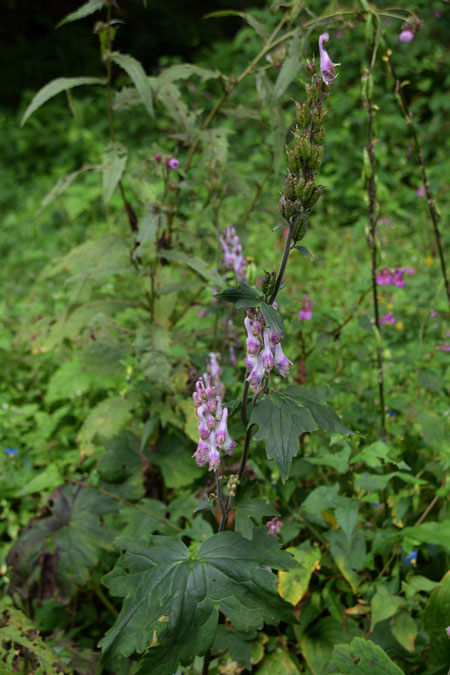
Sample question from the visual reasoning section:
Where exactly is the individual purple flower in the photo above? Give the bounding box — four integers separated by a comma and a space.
197, 405, 211, 440
229, 345, 237, 366
430, 310, 439, 318
376, 269, 392, 285
193, 440, 209, 467
446, 625, 450, 639
261, 330, 274, 372
248, 354, 265, 391
318, 33, 335, 86
298, 295, 315, 320
380, 312, 396, 325
167, 157, 180, 170
244, 351, 258, 373
416, 186, 425, 197
274, 342, 292, 377
436, 344, 450, 352
399, 28, 414, 42
207, 439, 221, 471
215, 408, 229, 448
244, 317, 260, 355
4, 447, 18, 458
392, 268, 406, 288
207, 352, 222, 380
153, 153, 161, 162
266, 517, 283, 536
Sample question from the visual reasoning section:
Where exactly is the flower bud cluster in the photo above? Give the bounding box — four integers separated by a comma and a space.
192, 355, 235, 471
226, 474, 239, 498
279, 34, 335, 245
244, 308, 292, 391
219, 226, 247, 282
266, 516, 283, 536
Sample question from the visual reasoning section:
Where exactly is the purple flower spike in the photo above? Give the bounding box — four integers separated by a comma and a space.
318, 33, 335, 86
399, 29, 414, 42
262, 330, 274, 372
167, 157, 179, 169
274, 342, 292, 377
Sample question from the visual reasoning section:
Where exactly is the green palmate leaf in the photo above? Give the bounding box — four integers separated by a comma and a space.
103, 143, 127, 203
111, 53, 154, 117
99, 528, 297, 673
234, 485, 278, 540
250, 385, 352, 480
215, 281, 263, 309
7, 485, 116, 592
0, 604, 68, 674
57, 0, 104, 27
329, 637, 404, 674
21, 77, 105, 126
260, 302, 284, 338
423, 571, 450, 668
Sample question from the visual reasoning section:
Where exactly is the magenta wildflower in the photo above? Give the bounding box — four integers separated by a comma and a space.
399, 29, 414, 42
376, 269, 392, 285
380, 312, 396, 325
318, 33, 335, 86
416, 186, 425, 197
167, 157, 180, 170
430, 310, 439, 318
298, 295, 315, 320
436, 344, 450, 352
153, 153, 161, 162
266, 517, 283, 536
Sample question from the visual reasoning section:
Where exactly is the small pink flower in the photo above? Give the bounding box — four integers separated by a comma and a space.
430, 310, 439, 318
376, 269, 392, 285
153, 153, 161, 162
436, 344, 450, 352
167, 157, 180, 169
298, 294, 315, 320
417, 186, 425, 197
380, 312, 396, 325
318, 33, 335, 85
266, 517, 283, 535
399, 29, 414, 42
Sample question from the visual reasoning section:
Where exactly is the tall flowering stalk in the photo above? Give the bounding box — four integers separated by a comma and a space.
200, 34, 336, 532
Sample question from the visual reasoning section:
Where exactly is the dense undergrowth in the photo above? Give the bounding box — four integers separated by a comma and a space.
0, 1, 449, 673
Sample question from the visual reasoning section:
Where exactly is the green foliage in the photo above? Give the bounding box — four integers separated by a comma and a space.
99, 529, 297, 672
1, 0, 449, 672
250, 386, 353, 479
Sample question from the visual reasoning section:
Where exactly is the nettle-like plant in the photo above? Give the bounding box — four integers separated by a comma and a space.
96, 34, 356, 674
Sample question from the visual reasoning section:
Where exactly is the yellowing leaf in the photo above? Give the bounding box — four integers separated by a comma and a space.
278, 546, 322, 606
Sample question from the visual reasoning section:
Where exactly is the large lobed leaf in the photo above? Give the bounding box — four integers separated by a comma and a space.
250, 385, 353, 480
99, 528, 297, 673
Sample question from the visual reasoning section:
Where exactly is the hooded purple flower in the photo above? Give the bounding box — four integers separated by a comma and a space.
266, 517, 283, 535
319, 33, 335, 86
193, 440, 209, 467
274, 342, 292, 377
261, 330, 274, 372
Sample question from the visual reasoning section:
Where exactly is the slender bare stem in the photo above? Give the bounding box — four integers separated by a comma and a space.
388, 58, 449, 306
